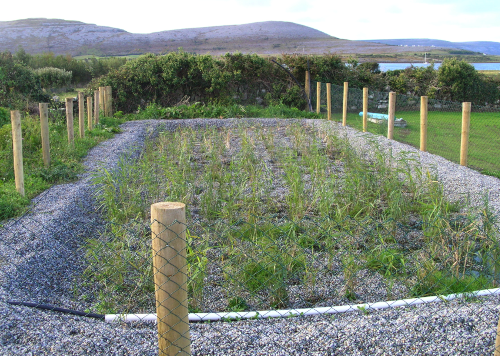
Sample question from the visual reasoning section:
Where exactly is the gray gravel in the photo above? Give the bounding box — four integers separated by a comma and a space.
1, 118, 499, 355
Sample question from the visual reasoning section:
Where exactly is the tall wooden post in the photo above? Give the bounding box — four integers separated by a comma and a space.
387, 92, 396, 140
105, 86, 113, 117
94, 90, 100, 125
87, 96, 93, 131
362, 88, 368, 132
99, 86, 105, 116
460, 102, 471, 166
151, 202, 191, 356
78, 92, 85, 138
304, 71, 311, 112
39, 103, 50, 167
342, 82, 348, 126
316, 82, 321, 114
420, 96, 428, 152
65, 98, 74, 146
11, 111, 24, 197
326, 83, 331, 121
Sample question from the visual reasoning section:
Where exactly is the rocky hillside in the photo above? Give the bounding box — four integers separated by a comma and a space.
0, 18, 437, 56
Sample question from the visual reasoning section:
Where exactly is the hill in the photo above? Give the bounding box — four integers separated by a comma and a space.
0, 18, 438, 56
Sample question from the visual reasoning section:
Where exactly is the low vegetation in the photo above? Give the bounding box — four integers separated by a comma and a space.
0, 109, 123, 220
84, 122, 498, 315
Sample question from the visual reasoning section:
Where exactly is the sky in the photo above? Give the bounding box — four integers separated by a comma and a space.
1, 0, 499, 43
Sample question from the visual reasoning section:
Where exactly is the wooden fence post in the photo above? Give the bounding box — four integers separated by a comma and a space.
94, 90, 100, 125
387, 92, 396, 140
151, 202, 191, 356
99, 86, 105, 116
65, 98, 74, 146
342, 82, 348, 126
304, 71, 311, 112
362, 88, 368, 132
326, 83, 331, 121
39, 103, 50, 167
316, 82, 321, 114
10, 110, 24, 196
495, 315, 500, 356
87, 96, 93, 131
460, 102, 471, 166
78, 92, 85, 138
420, 96, 428, 152
105, 86, 113, 117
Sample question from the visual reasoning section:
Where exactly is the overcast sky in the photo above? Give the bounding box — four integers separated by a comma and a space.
1, 0, 499, 42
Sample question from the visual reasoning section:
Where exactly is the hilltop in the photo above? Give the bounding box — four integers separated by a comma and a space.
0, 18, 438, 57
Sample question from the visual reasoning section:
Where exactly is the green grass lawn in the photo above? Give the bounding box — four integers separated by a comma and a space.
331, 110, 500, 177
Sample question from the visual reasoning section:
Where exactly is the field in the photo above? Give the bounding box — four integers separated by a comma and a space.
330, 110, 500, 177
84, 121, 499, 316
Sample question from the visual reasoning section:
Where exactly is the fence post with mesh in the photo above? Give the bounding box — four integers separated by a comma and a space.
105, 86, 113, 117
316, 81, 321, 114
460, 102, 471, 166
78, 92, 85, 139
363, 87, 368, 132
151, 202, 191, 356
420, 96, 428, 152
387, 91, 396, 139
39, 103, 51, 167
65, 97, 74, 146
99, 86, 105, 115
327, 83, 332, 120
10, 110, 24, 196
343, 82, 348, 126
87, 96, 93, 131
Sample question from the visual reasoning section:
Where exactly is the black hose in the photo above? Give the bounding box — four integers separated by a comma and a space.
270, 59, 313, 112
7, 301, 105, 320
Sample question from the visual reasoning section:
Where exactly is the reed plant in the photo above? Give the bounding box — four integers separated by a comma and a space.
84, 121, 499, 313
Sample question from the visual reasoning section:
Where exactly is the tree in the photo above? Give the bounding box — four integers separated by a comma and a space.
437, 58, 498, 104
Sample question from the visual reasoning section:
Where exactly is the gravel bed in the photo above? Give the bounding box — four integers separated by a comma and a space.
1, 118, 500, 355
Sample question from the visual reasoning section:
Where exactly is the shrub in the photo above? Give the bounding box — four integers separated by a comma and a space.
0, 107, 9, 127
0, 51, 49, 108
437, 58, 499, 104
95, 51, 358, 113
34, 67, 72, 89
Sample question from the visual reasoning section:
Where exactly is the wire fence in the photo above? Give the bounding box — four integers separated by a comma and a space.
311, 82, 500, 177
2, 202, 500, 354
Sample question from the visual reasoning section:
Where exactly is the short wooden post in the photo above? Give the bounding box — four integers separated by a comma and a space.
304, 71, 311, 112
316, 82, 321, 114
362, 88, 368, 132
420, 96, 428, 152
87, 96, 93, 131
105, 86, 113, 117
39, 103, 50, 167
65, 98, 74, 146
342, 82, 348, 126
387, 92, 396, 140
326, 83, 331, 121
99, 86, 105, 116
78, 92, 85, 138
94, 90, 100, 125
151, 202, 191, 356
460, 102, 471, 166
11, 111, 24, 197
